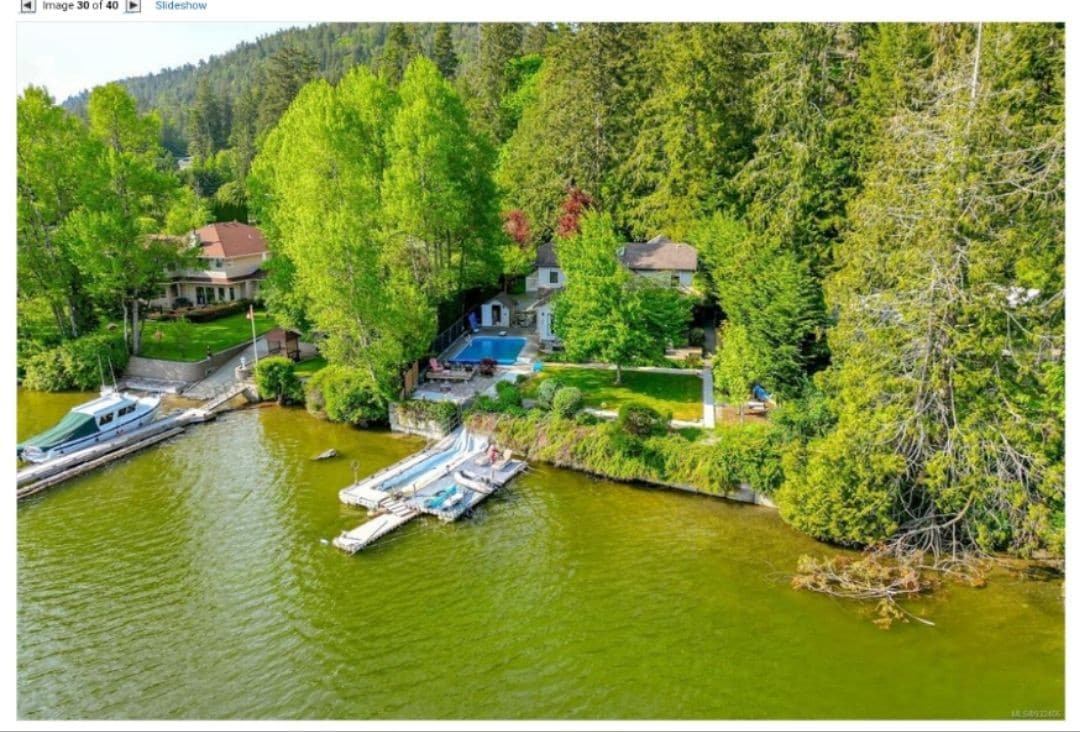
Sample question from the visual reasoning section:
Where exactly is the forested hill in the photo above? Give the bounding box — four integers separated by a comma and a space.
61, 22, 481, 156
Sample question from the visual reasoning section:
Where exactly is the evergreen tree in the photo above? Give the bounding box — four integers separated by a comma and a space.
625, 24, 762, 239
779, 24, 1064, 556
378, 23, 419, 86
433, 23, 459, 79
498, 23, 648, 239
256, 46, 319, 135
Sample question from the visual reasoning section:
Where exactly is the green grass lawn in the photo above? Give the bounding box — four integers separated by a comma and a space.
139, 310, 276, 362
294, 355, 328, 378
522, 365, 704, 421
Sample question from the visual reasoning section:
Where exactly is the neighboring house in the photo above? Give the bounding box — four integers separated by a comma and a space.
151, 221, 271, 309
618, 236, 698, 290
525, 235, 696, 293
521, 234, 698, 343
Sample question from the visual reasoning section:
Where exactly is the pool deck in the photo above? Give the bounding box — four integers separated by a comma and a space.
333, 429, 527, 554
411, 328, 538, 406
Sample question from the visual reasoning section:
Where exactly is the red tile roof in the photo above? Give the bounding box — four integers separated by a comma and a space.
195, 222, 268, 259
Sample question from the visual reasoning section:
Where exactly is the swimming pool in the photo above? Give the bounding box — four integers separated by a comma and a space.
451, 337, 527, 365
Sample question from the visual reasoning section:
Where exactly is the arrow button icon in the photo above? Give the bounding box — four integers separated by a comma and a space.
20, 0, 36, 13
125, 0, 141, 12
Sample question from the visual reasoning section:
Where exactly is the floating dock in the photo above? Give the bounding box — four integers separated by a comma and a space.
333, 429, 527, 554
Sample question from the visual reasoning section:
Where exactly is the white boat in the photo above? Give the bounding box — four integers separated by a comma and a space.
17, 389, 161, 463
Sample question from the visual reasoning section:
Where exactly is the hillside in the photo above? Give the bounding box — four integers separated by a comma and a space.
61, 22, 481, 156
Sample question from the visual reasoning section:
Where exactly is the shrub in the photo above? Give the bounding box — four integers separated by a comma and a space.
551, 386, 583, 418
682, 352, 704, 369
536, 378, 561, 409
688, 327, 706, 347
495, 380, 522, 407
254, 356, 303, 404
21, 332, 129, 392
470, 394, 502, 413
616, 401, 670, 437
305, 365, 388, 425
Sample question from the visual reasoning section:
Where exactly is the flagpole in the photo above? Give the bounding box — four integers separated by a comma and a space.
250, 304, 259, 367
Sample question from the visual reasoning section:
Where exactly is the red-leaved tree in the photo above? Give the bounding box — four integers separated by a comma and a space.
502, 209, 531, 247
555, 186, 594, 239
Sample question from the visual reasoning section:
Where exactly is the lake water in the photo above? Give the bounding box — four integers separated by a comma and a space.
17, 390, 1064, 719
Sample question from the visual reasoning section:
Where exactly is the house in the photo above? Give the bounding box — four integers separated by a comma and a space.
525, 235, 696, 293
525, 242, 566, 292
152, 221, 270, 309
618, 235, 698, 289
480, 293, 514, 328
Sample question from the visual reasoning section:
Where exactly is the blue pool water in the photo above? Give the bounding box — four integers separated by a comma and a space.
451, 337, 527, 365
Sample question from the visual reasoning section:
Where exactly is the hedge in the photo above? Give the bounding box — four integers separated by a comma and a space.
21, 332, 129, 392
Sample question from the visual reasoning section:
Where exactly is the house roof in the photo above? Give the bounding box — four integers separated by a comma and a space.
486, 293, 515, 308
535, 236, 698, 272
619, 236, 697, 272
536, 241, 559, 268
168, 268, 267, 284
194, 222, 268, 259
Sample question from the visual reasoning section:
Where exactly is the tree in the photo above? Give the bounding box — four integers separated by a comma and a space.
624, 24, 762, 239
553, 212, 691, 383
378, 23, 419, 86
382, 57, 503, 305
249, 67, 433, 396
78, 83, 191, 355
256, 46, 319, 135
498, 23, 649, 239
186, 77, 230, 160
17, 87, 103, 339
433, 23, 459, 79
779, 24, 1064, 558
693, 213, 826, 400
470, 23, 524, 143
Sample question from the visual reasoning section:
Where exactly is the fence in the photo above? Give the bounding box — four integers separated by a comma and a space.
431, 314, 469, 356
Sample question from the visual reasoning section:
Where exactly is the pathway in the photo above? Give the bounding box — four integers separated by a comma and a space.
184, 337, 267, 400
702, 366, 716, 428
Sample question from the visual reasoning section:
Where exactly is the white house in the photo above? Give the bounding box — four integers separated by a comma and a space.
480, 293, 514, 328
152, 221, 270, 308
525, 242, 566, 292
526, 235, 696, 294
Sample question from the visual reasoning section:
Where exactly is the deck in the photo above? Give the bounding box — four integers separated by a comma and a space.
332, 428, 527, 554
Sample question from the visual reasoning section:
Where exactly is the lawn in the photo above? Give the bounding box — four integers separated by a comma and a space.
294, 355, 328, 378
522, 365, 704, 421
139, 310, 276, 362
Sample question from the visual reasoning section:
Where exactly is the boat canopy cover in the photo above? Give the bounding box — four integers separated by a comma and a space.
18, 411, 99, 452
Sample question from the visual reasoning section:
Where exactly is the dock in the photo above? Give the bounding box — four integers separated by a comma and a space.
16, 385, 253, 499
333, 428, 527, 554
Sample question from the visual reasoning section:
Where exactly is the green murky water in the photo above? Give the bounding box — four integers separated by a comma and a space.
17, 390, 1064, 719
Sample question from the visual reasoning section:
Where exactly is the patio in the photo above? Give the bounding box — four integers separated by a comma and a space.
411, 327, 539, 406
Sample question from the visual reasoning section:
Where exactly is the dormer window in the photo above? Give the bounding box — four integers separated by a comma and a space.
549, 270, 559, 285
212, 258, 224, 269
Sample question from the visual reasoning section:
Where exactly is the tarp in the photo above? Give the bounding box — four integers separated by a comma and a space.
17, 411, 99, 454
752, 383, 771, 402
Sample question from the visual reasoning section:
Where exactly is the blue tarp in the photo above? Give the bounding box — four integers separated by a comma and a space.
752, 383, 771, 402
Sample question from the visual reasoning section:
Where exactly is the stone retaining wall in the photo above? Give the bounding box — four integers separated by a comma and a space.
125, 340, 253, 385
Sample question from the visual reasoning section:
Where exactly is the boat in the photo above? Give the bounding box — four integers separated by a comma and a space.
455, 470, 494, 495
423, 485, 460, 510
17, 389, 161, 463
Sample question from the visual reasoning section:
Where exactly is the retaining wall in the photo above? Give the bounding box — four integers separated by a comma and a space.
125, 340, 254, 384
